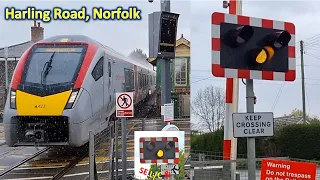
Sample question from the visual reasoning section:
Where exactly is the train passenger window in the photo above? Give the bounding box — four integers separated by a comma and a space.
108, 62, 111, 77
91, 57, 103, 81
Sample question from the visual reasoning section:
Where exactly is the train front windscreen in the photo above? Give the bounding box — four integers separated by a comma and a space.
22, 45, 87, 86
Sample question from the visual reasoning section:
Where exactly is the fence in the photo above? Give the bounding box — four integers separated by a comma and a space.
189, 150, 320, 180
86, 118, 190, 180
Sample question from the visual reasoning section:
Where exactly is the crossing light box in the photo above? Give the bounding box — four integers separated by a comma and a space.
139, 137, 180, 164
211, 12, 296, 81
148, 11, 179, 64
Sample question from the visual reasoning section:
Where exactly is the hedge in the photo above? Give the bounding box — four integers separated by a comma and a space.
191, 123, 320, 160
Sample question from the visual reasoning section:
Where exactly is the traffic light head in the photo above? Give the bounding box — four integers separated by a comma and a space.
140, 137, 179, 164
211, 12, 296, 81
222, 25, 254, 48
148, 11, 179, 62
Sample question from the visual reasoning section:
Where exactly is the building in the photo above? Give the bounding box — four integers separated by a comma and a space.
0, 21, 44, 110
171, 34, 190, 118
274, 115, 310, 128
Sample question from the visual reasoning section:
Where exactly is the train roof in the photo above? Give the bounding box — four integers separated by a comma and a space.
38, 35, 155, 72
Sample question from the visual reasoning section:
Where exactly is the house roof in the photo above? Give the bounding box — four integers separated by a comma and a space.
176, 34, 190, 47
0, 41, 34, 58
274, 115, 310, 127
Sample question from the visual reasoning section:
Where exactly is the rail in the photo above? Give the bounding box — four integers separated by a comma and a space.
0, 147, 51, 177
51, 149, 88, 180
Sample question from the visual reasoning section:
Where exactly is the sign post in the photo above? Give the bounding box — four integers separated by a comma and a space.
116, 92, 134, 180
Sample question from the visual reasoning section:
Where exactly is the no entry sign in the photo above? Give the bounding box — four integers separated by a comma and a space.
116, 92, 134, 117
260, 159, 317, 180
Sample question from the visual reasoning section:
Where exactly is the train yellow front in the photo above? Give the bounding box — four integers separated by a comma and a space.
3, 35, 156, 147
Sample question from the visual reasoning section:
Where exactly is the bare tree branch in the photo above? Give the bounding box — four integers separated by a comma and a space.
191, 85, 225, 132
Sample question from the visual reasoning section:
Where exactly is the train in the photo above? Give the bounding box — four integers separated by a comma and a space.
3, 35, 156, 147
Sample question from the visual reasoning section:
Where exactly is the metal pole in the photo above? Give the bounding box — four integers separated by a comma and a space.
115, 120, 119, 178
89, 131, 95, 180
108, 138, 114, 180
121, 117, 127, 180
160, 0, 171, 128
4, 46, 9, 99
300, 40, 307, 123
246, 79, 256, 180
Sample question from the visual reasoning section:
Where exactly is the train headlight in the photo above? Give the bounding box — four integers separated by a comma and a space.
65, 89, 79, 109
10, 90, 16, 109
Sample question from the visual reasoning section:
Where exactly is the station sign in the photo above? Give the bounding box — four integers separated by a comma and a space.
116, 92, 134, 117
260, 159, 317, 180
232, 112, 274, 138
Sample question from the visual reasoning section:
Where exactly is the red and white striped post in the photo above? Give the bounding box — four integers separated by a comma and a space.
223, 0, 241, 179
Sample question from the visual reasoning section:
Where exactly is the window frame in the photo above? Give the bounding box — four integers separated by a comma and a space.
174, 57, 188, 86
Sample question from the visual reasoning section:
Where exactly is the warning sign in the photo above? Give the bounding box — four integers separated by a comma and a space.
232, 112, 274, 138
116, 92, 134, 117
260, 159, 317, 180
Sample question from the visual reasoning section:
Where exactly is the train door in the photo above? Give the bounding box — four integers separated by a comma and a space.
104, 57, 115, 113
90, 57, 104, 115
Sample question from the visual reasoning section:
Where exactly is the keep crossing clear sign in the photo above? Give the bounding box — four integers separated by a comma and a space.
232, 112, 274, 138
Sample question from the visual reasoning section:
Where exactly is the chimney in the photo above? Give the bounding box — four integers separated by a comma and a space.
31, 20, 44, 42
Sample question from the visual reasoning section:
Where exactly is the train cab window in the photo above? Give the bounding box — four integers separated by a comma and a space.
23, 45, 86, 85
91, 57, 104, 81
108, 62, 111, 77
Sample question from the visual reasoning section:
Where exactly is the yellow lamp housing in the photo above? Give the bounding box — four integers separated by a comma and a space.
157, 149, 164, 158
248, 46, 275, 65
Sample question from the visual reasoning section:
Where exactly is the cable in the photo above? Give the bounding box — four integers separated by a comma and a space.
271, 83, 284, 112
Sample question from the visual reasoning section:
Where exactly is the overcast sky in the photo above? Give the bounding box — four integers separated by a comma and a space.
191, 0, 320, 127
0, 0, 190, 56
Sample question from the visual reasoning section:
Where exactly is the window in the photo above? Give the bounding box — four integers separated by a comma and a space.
91, 57, 104, 81
139, 73, 142, 88
23, 45, 86, 85
174, 58, 187, 85
124, 68, 134, 91
108, 62, 111, 77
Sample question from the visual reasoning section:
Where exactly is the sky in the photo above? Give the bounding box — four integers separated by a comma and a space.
190, 0, 320, 129
0, 0, 190, 57
134, 131, 185, 179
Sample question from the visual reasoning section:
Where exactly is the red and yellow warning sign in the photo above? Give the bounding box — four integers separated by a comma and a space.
116, 92, 134, 117
260, 159, 317, 180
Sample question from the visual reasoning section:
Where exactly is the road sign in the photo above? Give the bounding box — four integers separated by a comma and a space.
260, 159, 317, 180
161, 164, 180, 175
139, 137, 179, 164
116, 92, 134, 117
232, 112, 274, 138
211, 12, 296, 81
162, 103, 174, 122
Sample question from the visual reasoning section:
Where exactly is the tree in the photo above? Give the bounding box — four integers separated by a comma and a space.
191, 85, 225, 132
129, 48, 148, 61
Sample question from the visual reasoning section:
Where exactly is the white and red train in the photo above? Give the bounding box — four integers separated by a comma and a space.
3, 35, 156, 147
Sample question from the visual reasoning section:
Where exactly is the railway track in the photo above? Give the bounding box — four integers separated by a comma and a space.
0, 146, 51, 178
